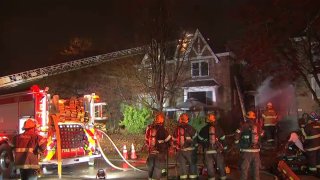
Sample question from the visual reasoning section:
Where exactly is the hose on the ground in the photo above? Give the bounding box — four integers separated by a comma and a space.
96, 137, 127, 171
96, 129, 146, 172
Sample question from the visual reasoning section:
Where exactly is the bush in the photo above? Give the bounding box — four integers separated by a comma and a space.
119, 105, 152, 134
189, 116, 206, 132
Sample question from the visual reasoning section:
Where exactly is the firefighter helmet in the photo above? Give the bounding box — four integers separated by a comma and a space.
310, 112, 319, 121
154, 112, 165, 124
267, 102, 273, 108
23, 118, 39, 130
246, 111, 256, 119
207, 113, 216, 123
179, 113, 189, 124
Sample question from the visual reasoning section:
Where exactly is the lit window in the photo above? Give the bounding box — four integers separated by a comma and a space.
192, 61, 208, 77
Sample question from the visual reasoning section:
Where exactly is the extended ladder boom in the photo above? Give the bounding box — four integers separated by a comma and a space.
234, 76, 246, 121
0, 46, 146, 89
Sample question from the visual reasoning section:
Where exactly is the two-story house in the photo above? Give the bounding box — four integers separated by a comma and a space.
180, 29, 234, 113
142, 29, 236, 114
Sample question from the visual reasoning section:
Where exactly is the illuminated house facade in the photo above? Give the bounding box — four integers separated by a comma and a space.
142, 29, 235, 112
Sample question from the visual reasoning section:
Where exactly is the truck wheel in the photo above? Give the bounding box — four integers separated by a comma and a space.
0, 143, 14, 178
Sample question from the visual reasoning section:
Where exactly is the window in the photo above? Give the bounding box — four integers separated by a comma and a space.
192, 61, 208, 77
187, 91, 213, 105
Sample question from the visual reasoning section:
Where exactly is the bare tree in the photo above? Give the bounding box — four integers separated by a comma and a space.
133, 0, 192, 111
229, 0, 320, 107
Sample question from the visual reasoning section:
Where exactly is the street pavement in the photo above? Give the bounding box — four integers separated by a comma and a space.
36, 158, 277, 180
37, 156, 278, 180
4, 149, 320, 179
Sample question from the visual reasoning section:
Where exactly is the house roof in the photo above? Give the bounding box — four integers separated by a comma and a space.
142, 29, 228, 65
182, 79, 219, 87
183, 29, 220, 63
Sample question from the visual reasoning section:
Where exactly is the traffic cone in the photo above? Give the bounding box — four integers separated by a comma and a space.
130, 143, 137, 160
123, 145, 128, 159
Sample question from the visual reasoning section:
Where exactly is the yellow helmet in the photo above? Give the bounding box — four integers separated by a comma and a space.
207, 113, 216, 123
246, 111, 256, 119
154, 112, 165, 124
179, 113, 189, 124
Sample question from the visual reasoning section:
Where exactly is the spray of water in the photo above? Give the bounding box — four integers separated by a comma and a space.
255, 76, 298, 141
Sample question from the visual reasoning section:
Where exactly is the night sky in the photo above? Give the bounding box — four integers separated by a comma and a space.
0, 0, 243, 76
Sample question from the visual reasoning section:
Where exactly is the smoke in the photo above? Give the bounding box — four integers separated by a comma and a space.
256, 76, 298, 141
256, 77, 278, 108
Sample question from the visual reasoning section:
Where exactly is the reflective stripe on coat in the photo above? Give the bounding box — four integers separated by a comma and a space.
12, 130, 47, 169
262, 109, 278, 126
302, 121, 320, 152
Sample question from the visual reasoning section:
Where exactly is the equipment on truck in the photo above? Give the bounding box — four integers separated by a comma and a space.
0, 85, 106, 178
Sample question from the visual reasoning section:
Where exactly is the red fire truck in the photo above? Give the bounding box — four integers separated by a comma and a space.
0, 44, 144, 178
0, 85, 106, 177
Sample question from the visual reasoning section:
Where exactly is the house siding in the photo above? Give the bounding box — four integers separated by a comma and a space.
213, 54, 233, 112
295, 78, 320, 115
179, 53, 233, 113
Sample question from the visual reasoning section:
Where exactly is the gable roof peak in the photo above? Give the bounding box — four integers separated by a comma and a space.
186, 29, 219, 63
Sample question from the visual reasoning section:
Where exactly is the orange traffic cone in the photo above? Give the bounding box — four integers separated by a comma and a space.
123, 145, 128, 159
130, 143, 137, 160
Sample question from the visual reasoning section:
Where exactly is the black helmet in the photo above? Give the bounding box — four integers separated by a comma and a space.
310, 112, 319, 121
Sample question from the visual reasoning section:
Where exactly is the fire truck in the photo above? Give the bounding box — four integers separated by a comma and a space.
0, 85, 106, 177
0, 45, 146, 178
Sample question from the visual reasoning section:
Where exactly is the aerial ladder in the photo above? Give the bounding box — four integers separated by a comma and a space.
0, 30, 198, 90
0, 46, 146, 89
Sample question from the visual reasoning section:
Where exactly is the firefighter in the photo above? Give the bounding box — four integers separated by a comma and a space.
145, 112, 171, 180
293, 112, 311, 143
173, 113, 198, 179
301, 112, 320, 177
198, 113, 227, 180
235, 111, 263, 180
283, 113, 310, 152
261, 102, 278, 147
12, 118, 47, 180
298, 113, 310, 130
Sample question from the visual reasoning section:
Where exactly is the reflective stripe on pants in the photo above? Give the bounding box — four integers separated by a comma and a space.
147, 153, 166, 179
205, 151, 226, 179
177, 149, 198, 178
306, 149, 320, 173
240, 152, 260, 180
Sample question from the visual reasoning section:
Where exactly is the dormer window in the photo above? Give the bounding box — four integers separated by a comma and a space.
192, 61, 208, 77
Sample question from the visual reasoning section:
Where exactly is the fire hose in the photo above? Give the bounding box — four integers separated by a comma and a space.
96, 129, 146, 172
